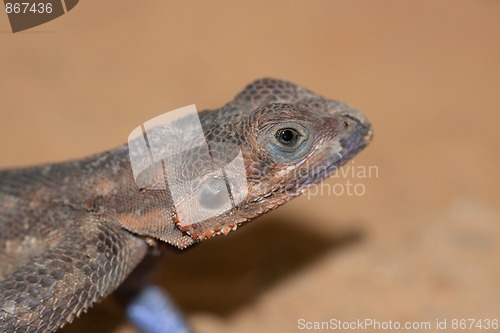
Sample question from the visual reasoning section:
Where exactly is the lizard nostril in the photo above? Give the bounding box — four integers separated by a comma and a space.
342, 120, 349, 130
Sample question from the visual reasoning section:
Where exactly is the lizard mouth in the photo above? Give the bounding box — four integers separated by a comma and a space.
355, 124, 373, 154
334, 115, 373, 168
362, 126, 374, 146
346, 113, 372, 148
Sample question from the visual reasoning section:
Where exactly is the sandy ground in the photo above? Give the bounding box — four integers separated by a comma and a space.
1, 1, 499, 332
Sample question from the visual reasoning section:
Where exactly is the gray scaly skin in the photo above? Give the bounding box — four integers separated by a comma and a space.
0, 78, 372, 332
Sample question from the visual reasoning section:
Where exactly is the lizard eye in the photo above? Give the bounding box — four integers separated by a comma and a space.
271, 123, 308, 153
275, 128, 300, 147
262, 122, 314, 164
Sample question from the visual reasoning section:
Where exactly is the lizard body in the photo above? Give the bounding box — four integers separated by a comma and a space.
0, 78, 372, 332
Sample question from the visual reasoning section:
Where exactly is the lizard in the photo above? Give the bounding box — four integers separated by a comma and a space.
0, 78, 372, 333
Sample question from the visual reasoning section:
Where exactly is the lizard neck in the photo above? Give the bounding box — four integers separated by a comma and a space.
68, 145, 194, 249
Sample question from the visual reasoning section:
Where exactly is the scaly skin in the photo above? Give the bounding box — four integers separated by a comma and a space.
0, 78, 372, 332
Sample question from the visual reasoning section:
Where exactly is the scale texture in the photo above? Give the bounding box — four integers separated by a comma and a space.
0, 78, 372, 332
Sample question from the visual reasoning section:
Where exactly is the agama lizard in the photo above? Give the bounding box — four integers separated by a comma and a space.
0, 78, 372, 333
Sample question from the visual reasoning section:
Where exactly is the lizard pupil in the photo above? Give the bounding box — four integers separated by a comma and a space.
276, 128, 299, 146
281, 129, 294, 142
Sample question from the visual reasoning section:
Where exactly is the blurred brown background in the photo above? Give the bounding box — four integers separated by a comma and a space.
1, 1, 499, 332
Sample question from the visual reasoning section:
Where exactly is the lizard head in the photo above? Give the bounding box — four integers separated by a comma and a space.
173, 78, 372, 242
